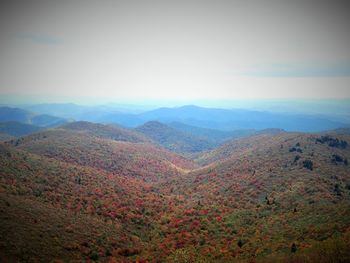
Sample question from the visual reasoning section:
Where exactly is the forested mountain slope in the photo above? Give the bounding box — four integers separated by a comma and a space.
62, 121, 151, 143
1, 127, 350, 262
136, 121, 213, 154
0, 144, 170, 261
7, 128, 195, 182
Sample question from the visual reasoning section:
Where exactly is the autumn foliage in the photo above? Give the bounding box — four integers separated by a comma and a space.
1, 123, 350, 262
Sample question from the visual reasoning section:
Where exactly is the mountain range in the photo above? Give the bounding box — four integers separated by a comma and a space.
1, 117, 350, 262
0, 106, 67, 128
3, 104, 348, 132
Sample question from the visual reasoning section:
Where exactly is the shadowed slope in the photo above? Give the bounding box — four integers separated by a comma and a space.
136, 121, 213, 154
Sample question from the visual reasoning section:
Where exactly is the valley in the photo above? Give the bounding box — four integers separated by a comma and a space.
2, 0, 350, 261
1, 116, 350, 262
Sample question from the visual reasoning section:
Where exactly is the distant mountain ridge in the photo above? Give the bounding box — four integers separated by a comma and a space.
169, 121, 257, 144
0, 107, 34, 123
137, 105, 347, 132
0, 106, 68, 127
8, 104, 350, 132
0, 121, 42, 137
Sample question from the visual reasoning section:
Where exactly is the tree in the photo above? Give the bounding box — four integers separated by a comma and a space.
303, 160, 313, 171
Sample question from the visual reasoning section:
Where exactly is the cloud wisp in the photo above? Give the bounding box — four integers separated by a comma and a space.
17, 33, 63, 45
240, 62, 350, 78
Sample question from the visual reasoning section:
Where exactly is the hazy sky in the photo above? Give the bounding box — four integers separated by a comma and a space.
1, 0, 350, 102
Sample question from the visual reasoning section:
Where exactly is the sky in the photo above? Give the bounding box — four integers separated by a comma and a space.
0, 0, 350, 103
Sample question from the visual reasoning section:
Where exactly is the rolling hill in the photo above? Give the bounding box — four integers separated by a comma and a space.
1, 122, 350, 262
0, 143, 164, 261
62, 121, 151, 143
156, 132, 350, 261
7, 123, 196, 182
